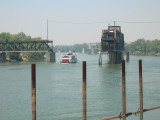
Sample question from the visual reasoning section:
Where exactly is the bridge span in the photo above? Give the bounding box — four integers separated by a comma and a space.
0, 40, 56, 62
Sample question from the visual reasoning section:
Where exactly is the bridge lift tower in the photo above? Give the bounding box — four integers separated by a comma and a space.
99, 25, 125, 64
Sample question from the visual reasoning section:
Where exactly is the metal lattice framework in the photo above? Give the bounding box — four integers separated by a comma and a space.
99, 25, 125, 64
101, 26, 124, 53
0, 40, 53, 52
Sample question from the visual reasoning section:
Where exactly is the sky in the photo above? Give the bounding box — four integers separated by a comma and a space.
0, 0, 160, 45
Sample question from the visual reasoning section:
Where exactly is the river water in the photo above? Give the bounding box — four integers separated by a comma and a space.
0, 53, 160, 120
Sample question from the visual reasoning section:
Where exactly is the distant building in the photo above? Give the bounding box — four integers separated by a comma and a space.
87, 43, 99, 54
82, 48, 85, 54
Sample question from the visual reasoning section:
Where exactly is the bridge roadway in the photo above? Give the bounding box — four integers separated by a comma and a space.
0, 40, 53, 52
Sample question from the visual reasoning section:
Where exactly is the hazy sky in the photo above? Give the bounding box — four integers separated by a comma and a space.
1, 0, 160, 45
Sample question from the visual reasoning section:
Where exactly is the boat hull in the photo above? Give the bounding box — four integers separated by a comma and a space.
60, 58, 77, 63
60, 52, 78, 63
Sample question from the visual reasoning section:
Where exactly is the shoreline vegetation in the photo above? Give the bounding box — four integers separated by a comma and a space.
0, 32, 45, 62
125, 39, 160, 56
54, 39, 160, 56
0, 32, 160, 62
129, 51, 160, 56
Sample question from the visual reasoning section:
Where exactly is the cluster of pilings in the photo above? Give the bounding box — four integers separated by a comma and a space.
30, 60, 160, 120
31, 62, 87, 120
97, 60, 160, 120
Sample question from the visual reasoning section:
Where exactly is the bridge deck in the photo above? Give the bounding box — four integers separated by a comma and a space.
0, 40, 53, 44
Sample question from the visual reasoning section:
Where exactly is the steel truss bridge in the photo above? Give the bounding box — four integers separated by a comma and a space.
0, 40, 53, 52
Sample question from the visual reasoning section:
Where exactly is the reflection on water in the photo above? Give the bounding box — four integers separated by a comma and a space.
140, 113, 143, 120
123, 117, 126, 120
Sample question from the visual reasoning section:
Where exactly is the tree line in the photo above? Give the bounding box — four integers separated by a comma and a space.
1, 32, 160, 62
125, 39, 160, 55
54, 44, 87, 52
54, 43, 100, 53
0, 32, 45, 61
55, 39, 160, 56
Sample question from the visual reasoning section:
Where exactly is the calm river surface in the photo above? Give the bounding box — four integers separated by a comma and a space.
0, 53, 160, 120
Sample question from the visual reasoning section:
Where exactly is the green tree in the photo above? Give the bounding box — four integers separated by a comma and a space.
0, 32, 46, 61
27, 52, 45, 61
125, 39, 160, 55
8, 53, 23, 61
0, 32, 11, 42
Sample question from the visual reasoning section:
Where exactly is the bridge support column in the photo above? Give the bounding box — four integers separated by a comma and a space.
99, 52, 102, 65
126, 51, 129, 61
107, 52, 122, 64
0, 52, 6, 62
46, 52, 56, 62
107, 53, 114, 64
121, 51, 124, 60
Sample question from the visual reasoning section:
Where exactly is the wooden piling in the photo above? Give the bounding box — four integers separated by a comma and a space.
122, 60, 126, 115
98, 60, 160, 120
140, 113, 143, 120
99, 52, 102, 65
122, 117, 126, 120
82, 61, 87, 120
31, 64, 36, 120
139, 60, 143, 113
126, 52, 129, 61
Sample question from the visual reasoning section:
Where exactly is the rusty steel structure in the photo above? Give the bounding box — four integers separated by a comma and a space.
82, 61, 87, 120
99, 26, 125, 64
0, 40, 53, 52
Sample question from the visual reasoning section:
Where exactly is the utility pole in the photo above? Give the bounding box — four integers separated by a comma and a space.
114, 21, 115, 26
47, 19, 48, 40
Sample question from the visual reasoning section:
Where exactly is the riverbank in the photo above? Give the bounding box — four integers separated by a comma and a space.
129, 51, 160, 56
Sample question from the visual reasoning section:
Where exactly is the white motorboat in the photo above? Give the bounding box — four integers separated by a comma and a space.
60, 52, 77, 63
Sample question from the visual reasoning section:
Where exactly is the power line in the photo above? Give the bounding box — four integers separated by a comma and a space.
116, 21, 160, 23
48, 20, 110, 24
48, 20, 160, 24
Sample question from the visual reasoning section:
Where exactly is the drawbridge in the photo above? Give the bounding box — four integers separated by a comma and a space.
0, 40, 55, 62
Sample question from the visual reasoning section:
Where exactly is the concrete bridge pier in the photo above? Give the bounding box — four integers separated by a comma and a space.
126, 51, 129, 61
46, 52, 56, 62
99, 51, 102, 65
121, 51, 124, 60
107, 52, 122, 64
0, 52, 6, 62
